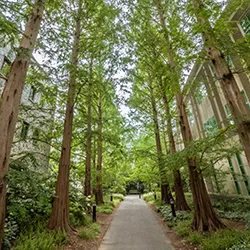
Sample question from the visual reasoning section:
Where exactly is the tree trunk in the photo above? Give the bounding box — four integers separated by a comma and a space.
193, 0, 250, 168
0, 1, 46, 247
47, 1, 82, 232
96, 93, 104, 205
155, 0, 225, 231
84, 57, 93, 197
149, 80, 173, 204
176, 93, 226, 231
160, 79, 190, 211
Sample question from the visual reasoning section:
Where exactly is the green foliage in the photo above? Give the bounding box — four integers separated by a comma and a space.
172, 216, 250, 250
212, 196, 250, 226
142, 192, 161, 205
96, 204, 113, 214
97, 193, 124, 214
4, 155, 54, 248
12, 223, 67, 250
160, 205, 192, 226
79, 223, 100, 240
69, 189, 92, 227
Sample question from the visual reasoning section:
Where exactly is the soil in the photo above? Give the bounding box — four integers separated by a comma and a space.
63, 205, 119, 250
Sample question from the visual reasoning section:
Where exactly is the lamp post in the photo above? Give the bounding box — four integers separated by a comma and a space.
170, 199, 176, 217
92, 203, 97, 222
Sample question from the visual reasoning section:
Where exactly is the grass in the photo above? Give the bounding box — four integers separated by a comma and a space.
79, 223, 101, 240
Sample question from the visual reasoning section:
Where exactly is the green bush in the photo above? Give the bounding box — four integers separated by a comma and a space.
12, 223, 67, 250
201, 230, 250, 250
69, 191, 92, 227
160, 205, 192, 223
174, 219, 192, 237
79, 223, 100, 240
97, 204, 114, 214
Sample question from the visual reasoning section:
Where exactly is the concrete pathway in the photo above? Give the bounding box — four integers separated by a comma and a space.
98, 195, 174, 250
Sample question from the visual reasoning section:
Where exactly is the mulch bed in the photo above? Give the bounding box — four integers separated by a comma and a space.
63, 204, 119, 250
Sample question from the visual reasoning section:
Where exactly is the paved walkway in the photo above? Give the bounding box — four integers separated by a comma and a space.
98, 195, 174, 250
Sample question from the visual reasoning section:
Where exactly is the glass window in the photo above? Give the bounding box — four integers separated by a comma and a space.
204, 116, 218, 136
29, 86, 36, 101
188, 111, 194, 126
32, 128, 40, 145
225, 55, 233, 68
235, 153, 250, 195
196, 83, 207, 104
240, 90, 250, 109
21, 122, 29, 139
240, 11, 250, 35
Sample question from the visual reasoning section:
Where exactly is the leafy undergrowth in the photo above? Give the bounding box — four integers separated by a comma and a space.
97, 193, 124, 214
12, 222, 67, 250
79, 223, 101, 240
143, 192, 250, 250
174, 219, 250, 250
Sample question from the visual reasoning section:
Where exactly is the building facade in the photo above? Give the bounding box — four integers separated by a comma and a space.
0, 45, 54, 169
184, 5, 250, 195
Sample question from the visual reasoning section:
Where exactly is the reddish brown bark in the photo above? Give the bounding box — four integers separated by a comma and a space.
176, 94, 226, 231
155, 0, 225, 231
47, 1, 82, 232
149, 81, 173, 204
0, 1, 46, 247
194, 0, 250, 168
96, 93, 104, 205
160, 80, 190, 211
84, 58, 93, 197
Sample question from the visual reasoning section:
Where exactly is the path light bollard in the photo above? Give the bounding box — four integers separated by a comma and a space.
139, 193, 141, 199
92, 203, 97, 222
170, 199, 176, 217
110, 194, 113, 202
154, 192, 157, 200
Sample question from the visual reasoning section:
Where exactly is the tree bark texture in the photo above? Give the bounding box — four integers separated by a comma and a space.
84, 57, 93, 197
47, 1, 82, 232
160, 80, 190, 211
0, 1, 46, 247
149, 81, 173, 204
194, 0, 250, 168
155, 0, 225, 231
96, 93, 104, 204
176, 94, 226, 231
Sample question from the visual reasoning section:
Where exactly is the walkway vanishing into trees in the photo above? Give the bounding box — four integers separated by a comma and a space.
99, 196, 173, 250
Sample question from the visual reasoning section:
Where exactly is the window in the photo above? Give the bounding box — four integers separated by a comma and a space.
204, 116, 218, 136
225, 55, 233, 68
32, 128, 40, 145
196, 83, 207, 104
240, 11, 250, 35
29, 86, 36, 101
187, 108, 194, 125
0, 56, 11, 77
235, 153, 250, 195
225, 104, 234, 124
21, 122, 29, 139
240, 89, 250, 109
227, 157, 241, 195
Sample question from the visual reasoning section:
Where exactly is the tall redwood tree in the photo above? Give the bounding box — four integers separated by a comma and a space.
47, 0, 82, 232
0, 1, 46, 247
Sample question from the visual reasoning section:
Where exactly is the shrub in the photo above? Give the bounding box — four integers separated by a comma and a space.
173, 219, 192, 237
201, 230, 250, 250
97, 204, 114, 214
12, 223, 67, 250
79, 223, 100, 240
